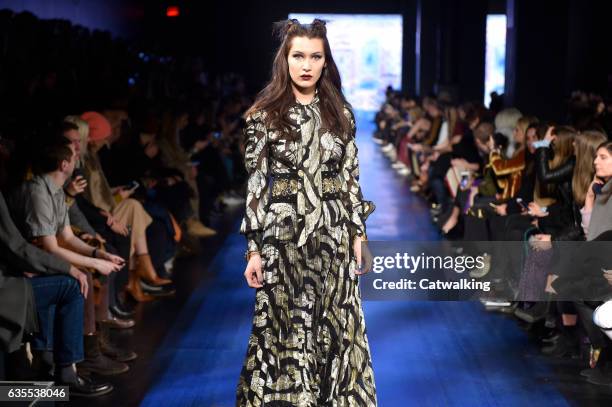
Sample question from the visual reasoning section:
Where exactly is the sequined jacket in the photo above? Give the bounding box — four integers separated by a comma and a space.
489, 147, 526, 200
239, 95, 375, 253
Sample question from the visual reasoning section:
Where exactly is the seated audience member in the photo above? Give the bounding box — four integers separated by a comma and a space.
61, 118, 136, 319
158, 107, 216, 236
8, 135, 131, 377
494, 107, 523, 158
75, 113, 175, 301
0, 143, 112, 397
593, 295, 612, 384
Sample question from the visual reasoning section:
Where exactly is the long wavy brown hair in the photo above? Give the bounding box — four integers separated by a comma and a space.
245, 19, 351, 140
573, 130, 608, 206
594, 140, 612, 204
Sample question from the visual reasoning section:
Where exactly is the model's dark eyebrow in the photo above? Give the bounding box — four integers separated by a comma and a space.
291, 50, 323, 56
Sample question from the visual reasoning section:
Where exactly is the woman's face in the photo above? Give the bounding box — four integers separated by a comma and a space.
513, 124, 525, 145
525, 127, 538, 153
594, 147, 612, 179
64, 129, 82, 157
287, 36, 325, 94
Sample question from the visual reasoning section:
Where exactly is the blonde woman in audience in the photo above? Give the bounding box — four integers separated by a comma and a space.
64, 113, 173, 302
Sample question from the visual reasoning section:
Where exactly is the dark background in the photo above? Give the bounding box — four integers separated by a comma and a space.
1, 0, 611, 121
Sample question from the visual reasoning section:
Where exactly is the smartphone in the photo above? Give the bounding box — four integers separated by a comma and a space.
127, 180, 140, 191
593, 179, 604, 195
213, 131, 222, 139
516, 198, 528, 211
460, 171, 470, 189
73, 167, 85, 179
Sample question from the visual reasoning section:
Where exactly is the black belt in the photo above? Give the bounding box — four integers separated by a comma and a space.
269, 170, 341, 203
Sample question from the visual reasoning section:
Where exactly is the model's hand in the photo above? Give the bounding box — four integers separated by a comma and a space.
353, 237, 372, 275
244, 253, 263, 288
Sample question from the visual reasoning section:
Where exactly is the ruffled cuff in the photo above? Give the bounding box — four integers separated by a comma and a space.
349, 200, 376, 241
245, 231, 262, 252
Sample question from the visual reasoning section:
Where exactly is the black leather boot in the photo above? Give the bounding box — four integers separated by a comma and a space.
77, 334, 129, 376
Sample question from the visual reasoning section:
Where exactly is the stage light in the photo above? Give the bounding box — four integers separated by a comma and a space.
289, 13, 403, 114
166, 6, 180, 18
484, 14, 506, 106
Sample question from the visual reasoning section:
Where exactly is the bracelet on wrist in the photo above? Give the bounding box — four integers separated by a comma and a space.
244, 250, 260, 262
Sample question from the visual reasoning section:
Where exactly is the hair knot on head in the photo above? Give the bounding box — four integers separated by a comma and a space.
273, 18, 300, 40
310, 18, 327, 34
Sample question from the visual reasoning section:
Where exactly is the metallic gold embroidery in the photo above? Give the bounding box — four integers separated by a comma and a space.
271, 172, 340, 202
322, 176, 340, 195
271, 178, 299, 199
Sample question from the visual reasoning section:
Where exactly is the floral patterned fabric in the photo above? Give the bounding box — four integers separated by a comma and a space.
237, 95, 377, 406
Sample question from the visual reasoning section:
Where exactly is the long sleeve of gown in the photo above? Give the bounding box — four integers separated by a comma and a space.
341, 109, 375, 241
239, 112, 270, 252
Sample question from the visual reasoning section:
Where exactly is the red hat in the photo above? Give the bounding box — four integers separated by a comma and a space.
81, 111, 111, 141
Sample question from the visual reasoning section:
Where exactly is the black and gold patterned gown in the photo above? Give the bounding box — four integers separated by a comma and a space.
237, 93, 377, 406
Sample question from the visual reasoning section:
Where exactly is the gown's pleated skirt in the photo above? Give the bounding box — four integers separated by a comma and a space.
236, 222, 377, 406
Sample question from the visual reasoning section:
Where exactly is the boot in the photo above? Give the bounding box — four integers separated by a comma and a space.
586, 365, 612, 385
139, 280, 176, 297
77, 334, 129, 376
98, 315, 136, 329
98, 327, 138, 363
125, 270, 156, 302
54, 364, 113, 398
134, 254, 172, 285
541, 331, 579, 358
61, 374, 114, 398
514, 301, 549, 324
30, 349, 54, 380
186, 217, 217, 237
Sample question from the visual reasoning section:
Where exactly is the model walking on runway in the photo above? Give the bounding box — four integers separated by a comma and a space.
236, 18, 377, 406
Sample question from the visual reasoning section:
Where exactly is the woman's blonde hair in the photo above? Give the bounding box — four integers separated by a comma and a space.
515, 116, 536, 139
63, 115, 90, 161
